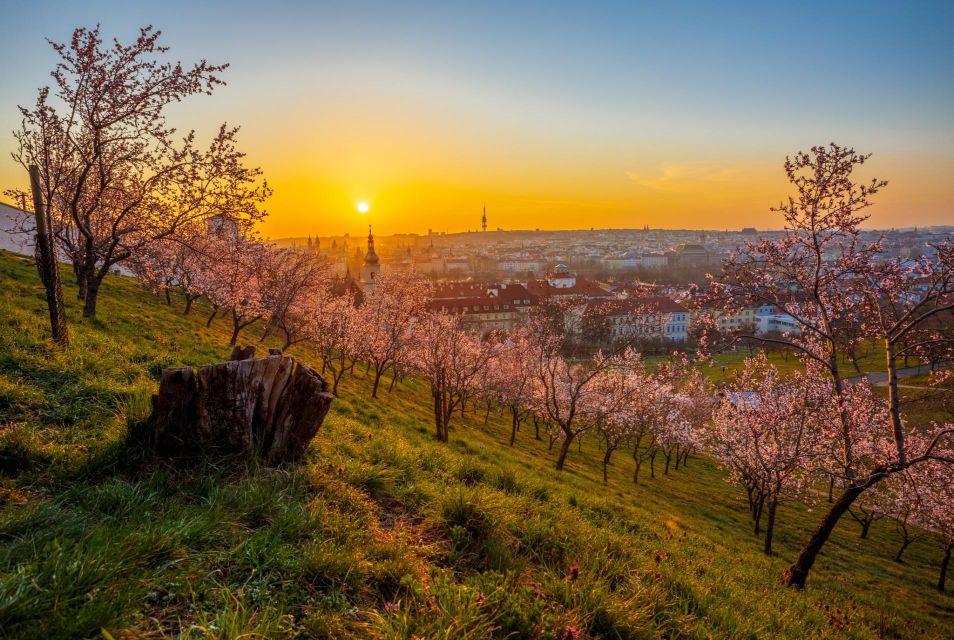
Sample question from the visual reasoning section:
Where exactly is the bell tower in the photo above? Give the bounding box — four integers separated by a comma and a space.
362, 224, 381, 289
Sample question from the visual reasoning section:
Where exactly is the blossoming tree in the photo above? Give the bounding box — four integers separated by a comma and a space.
411, 311, 497, 442
11, 25, 269, 317
702, 355, 824, 554
356, 270, 430, 398
703, 144, 954, 586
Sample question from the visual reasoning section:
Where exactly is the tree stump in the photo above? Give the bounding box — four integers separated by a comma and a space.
144, 347, 334, 464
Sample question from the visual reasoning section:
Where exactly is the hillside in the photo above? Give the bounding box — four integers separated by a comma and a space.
0, 249, 952, 639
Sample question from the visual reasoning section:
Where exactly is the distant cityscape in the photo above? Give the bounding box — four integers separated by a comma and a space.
264, 210, 953, 347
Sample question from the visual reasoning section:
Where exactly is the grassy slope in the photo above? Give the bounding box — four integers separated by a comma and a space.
0, 249, 952, 640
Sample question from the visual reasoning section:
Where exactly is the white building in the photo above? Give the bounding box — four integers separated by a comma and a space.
640, 253, 668, 270
0, 202, 33, 256
601, 251, 641, 271
754, 313, 802, 336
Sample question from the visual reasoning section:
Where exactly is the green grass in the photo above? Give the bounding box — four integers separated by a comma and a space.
0, 249, 952, 639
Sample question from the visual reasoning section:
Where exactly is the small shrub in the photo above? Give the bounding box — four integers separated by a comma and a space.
301, 540, 367, 594
345, 461, 397, 498
454, 459, 488, 486
489, 468, 523, 494
440, 490, 495, 543
0, 425, 53, 477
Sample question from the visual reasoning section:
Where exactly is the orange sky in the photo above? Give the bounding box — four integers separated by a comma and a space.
2, 3, 953, 239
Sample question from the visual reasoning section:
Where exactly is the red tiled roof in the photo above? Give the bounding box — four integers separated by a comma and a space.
582, 296, 687, 316
428, 296, 520, 315
526, 277, 613, 300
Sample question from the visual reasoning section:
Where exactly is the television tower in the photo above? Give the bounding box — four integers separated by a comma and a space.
481, 205, 487, 232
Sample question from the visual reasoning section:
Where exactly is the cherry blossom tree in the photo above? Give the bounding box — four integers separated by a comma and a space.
356, 270, 430, 398
628, 383, 662, 484
126, 225, 208, 314
11, 25, 269, 317
702, 355, 824, 555
259, 248, 330, 350
879, 471, 928, 563
530, 316, 640, 471
904, 460, 954, 592
929, 493, 954, 593
647, 356, 712, 476
310, 292, 361, 396
485, 328, 538, 446
411, 311, 497, 442
196, 230, 269, 346
593, 355, 644, 483
126, 237, 179, 304
702, 144, 954, 586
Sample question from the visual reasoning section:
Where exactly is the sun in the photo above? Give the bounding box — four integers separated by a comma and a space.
357, 201, 369, 214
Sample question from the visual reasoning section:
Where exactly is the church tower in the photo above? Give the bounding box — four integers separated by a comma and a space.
362, 224, 381, 289
481, 205, 487, 232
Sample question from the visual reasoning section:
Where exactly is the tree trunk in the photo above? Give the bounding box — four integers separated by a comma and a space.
663, 451, 672, 475
602, 447, 614, 484
885, 341, 906, 466
555, 433, 574, 471
144, 349, 333, 464
371, 366, 384, 398
331, 371, 343, 396
860, 517, 873, 539
206, 306, 219, 328
939, 541, 953, 593
781, 483, 867, 588
183, 296, 195, 315
649, 450, 656, 478
509, 408, 519, 446
827, 475, 835, 503
82, 274, 101, 318
432, 389, 447, 442
533, 417, 541, 441
895, 534, 912, 563
229, 313, 242, 346
753, 493, 765, 536
764, 496, 778, 555
73, 262, 87, 300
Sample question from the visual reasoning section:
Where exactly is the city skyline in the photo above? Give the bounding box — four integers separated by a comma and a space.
1, 1, 952, 238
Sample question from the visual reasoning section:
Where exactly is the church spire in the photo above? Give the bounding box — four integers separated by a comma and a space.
362, 223, 380, 287
364, 224, 379, 266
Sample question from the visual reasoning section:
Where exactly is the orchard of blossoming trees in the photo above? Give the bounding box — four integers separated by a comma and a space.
8, 23, 953, 597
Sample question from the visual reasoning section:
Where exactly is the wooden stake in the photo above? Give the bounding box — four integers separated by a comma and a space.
29, 164, 68, 346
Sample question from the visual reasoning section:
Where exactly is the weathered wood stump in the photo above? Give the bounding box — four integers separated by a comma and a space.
145, 346, 334, 464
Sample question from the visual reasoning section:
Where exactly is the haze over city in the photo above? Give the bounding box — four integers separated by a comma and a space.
1, 0, 952, 238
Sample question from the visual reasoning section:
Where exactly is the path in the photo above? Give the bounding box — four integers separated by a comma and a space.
846, 362, 951, 389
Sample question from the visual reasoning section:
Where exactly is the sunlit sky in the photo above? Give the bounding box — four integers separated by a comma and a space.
1, 1, 952, 238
